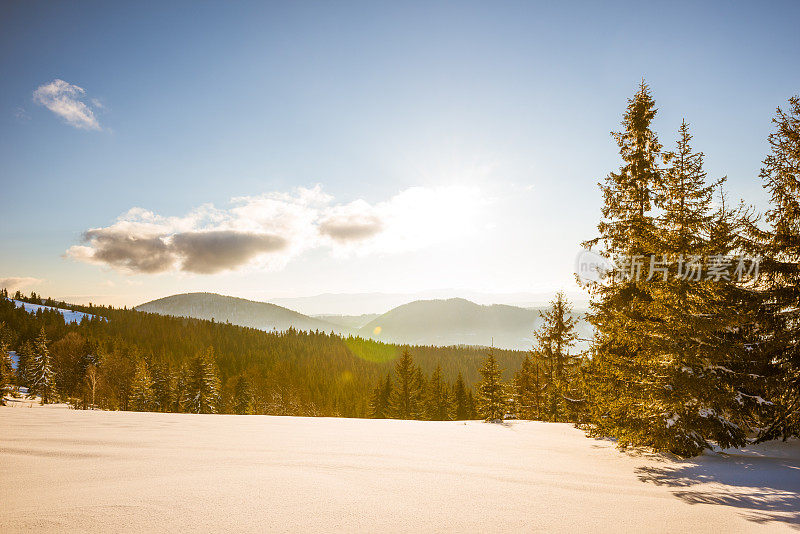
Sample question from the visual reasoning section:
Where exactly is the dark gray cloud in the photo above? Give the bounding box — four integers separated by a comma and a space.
83, 229, 174, 273
319, 215, 384, 242
77, 229, 287, 275
171, 231, 287, 274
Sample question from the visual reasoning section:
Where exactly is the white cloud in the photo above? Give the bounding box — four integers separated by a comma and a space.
33, 79, 101, 130
14, 107, 30, 122
67, 185, 484, 275
0, 277, 43, 290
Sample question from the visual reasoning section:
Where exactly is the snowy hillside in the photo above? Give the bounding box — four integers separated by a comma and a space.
10, 299, 101, 324
1, 406, 797, 532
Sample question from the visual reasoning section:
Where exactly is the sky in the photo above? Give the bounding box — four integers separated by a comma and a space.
1, 1, 799, 310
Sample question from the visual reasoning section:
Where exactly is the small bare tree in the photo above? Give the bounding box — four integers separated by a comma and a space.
85, 364, 98, 409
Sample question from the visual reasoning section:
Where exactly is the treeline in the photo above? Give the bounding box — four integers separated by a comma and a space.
0, 288, 588, 424
581, 84, 800, 456
0, 292, 532, 418
370, 293, 588, 422
368, 292, 586, 422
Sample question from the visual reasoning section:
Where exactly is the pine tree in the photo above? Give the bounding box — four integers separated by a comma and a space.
657, 121, 719, 253
128, 358, 155, 411
16, 340, 34, 388
476, 349, 505, 421
424, 364, 451, 420
535, 292, 581, 422
30, 328, 57, 404
0, 322, 14, 403
233, 375, 254, 415
389, 349, 422, 419
466, 390, 477, 419
183, 347, 221, 414
514, 354, 543, 420
0, 341, 12, 405
369, 377, 383, 418
150, 362, 175, 412
583, 82, 667, 451
591, 80, 662, 257
452, 373, 472, 420
646, 124, 766, 455
750, 95, 800, 440
415, 364, 427, 411
173, 364, 190, 413
587, 109, 763, 455
369, 373, 393, 418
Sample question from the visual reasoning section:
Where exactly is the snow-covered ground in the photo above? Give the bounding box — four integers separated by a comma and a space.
9, 299, 101, 324
1, 406, 798, 533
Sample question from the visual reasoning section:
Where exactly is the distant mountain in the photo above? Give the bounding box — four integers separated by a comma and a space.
314, 314, 380, 330
136, 293, 350, 335
135, 293, 592, 351
269, 290, 590, 316
358, 298, 592, 350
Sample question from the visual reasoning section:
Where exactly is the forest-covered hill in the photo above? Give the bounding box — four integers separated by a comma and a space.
135, 292, 588, 350
0, 294, 529, 417
359, 298, 592, 350
135, 292, 351, 335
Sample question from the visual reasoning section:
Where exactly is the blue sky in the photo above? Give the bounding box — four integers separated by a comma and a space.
1, 1, 799, 309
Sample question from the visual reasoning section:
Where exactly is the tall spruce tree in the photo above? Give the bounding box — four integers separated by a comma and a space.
415, 365, 427, 408
0, 322, 14, 403
452, 373, 472, 420
750, 95, 800, 440
369, 373, 393, 418
587, 106, 764, 455
173, 364, 190, 413
641, 122, 764, 454
535, 292, 581, 422
369, 376, 383, 418
128, 358, 155, 411
16, 340, 34, 389
466, 391, 477, 419
389, 349, 423, 419
424, 364, 452, 420
591, 80, 661, 257
0, 341, 11, 404
584, 82, 667, 450
514, 354, 544, 420
476, 349, 505, 421
30, 328, 57, 404
233, 375, 254, 415
183, 347, 221, 414
150, 362, 175, 413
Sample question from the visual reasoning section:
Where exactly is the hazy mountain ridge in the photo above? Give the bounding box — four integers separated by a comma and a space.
136, 293, 591, 350
360, 298, 592, 350
314, 314, 380, 329
135, 293, 351, 335
269, 291, 590, 316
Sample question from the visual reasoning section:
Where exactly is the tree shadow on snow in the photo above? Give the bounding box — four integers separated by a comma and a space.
635, 447, 800, 528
